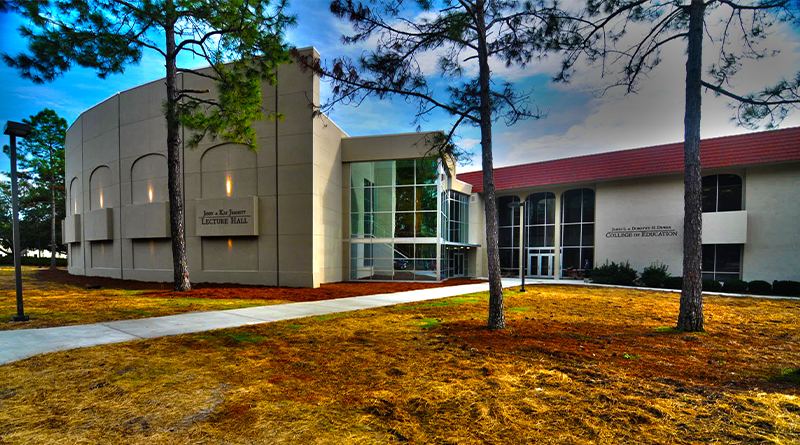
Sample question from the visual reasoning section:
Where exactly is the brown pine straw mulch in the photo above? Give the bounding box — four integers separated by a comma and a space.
33, 268, 487, 301
0, 285, 798, 443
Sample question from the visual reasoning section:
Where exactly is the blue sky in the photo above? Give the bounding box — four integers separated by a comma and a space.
2, 1, 800, 174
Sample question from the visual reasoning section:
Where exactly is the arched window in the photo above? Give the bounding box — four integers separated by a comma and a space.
561, 188, 594, 275
497, 195, 520, 274
702, 174, 742, 212
524, 192, 555, 248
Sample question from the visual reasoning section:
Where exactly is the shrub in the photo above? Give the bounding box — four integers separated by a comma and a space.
722, 280, 748, 293
748, 280, 772, 295
702, 279, 723, 292
773, 280, 800, 297
664, 276, 683, 290
591, 260, 638, 286
640, 262, 671, 288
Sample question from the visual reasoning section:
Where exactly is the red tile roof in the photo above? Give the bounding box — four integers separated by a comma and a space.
457, 127, 800, 193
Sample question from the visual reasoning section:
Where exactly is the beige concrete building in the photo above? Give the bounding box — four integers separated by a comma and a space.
63, 48, 800, 286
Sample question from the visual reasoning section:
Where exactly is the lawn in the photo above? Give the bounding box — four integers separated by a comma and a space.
0, 268, 484, 331
0, 284, 797, 443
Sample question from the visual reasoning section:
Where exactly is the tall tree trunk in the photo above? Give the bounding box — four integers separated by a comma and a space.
678, 0, 705, 332
476, 0, 505, 330
165, 18, 191, 291
49, 146, 56, 269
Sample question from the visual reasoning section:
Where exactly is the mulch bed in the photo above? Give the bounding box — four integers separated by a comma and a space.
33, 269, 487, 302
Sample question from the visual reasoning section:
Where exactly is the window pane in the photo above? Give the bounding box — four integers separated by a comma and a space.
416, 212, 437, 237
562, 225, 581, 247
415, 244, 436, 259
582, 223, 594, 246
582, 190, 595, 222
415, 158, 438, 184
718, 174, 742, 188
374, 187, 394, 212
396, 187, 414, 211
373, 213, 393, 238
372, 243, 394, 259
562, 248, 580, 270
581, 248, 594, 269
416, 186, 437, 211
350, 188, 365, 213
702, 181, 717, 212
529, 226, 546, 248
702, 244, 715, 271
396, 159, 415, 185
499, 249, 514, 269
717, 184, 742, 212
394, 213, 414, 237
351, 213, 365, 236
350, 162, 372, 188
363, 213, 374, 236
563, 190, 583, 223
715, 244, 741, 274
546, 226, 555, 247
394, 243, 414, 259
374, 161, 394, 186
498, 196, 520, 227
546, 195, 555, 224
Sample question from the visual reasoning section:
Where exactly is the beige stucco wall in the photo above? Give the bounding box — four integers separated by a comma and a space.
594, 175, 684, 275
742, 162, 800, 281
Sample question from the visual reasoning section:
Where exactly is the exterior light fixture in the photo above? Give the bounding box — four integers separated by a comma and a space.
226, 176, 232, 197
74, 200, 77, 214
148, 185, 153, 202
99, 191, 104, 209
508, 201, 527, 292
4, 121, 31, 322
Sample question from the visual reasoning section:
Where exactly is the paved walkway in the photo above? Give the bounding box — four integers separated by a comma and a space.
0, 279, 520, 365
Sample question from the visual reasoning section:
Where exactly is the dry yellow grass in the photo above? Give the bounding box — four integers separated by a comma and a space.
0, 269, 277, 330
0, 284, 797, 444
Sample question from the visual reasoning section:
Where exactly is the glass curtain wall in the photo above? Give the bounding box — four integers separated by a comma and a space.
524, 192, 556, 276
350, 159, 441, 281
560, 189, 595, 275
498, 195, 521, 276
441, 190, 469, 244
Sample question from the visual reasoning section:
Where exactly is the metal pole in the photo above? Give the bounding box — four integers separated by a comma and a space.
520, 202, 525, 292
9, 134, 28, 322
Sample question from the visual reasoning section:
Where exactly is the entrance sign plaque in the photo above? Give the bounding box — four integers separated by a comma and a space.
195, 196, 259, 237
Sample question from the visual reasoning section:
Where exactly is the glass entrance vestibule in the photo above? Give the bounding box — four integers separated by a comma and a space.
498, 189, 596, 279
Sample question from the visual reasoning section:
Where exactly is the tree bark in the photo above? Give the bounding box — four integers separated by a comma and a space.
49, 145, 56, 269
678, 0, 705, 332
476, 0, 506, 330
165, 14, 191, 291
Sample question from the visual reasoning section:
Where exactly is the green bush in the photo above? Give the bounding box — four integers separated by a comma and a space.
591, 260, 638, 286
721, 280, 748, 293
664, 276, 683, 290
748, 280, 772, 295
702, 279, 723, 292
773, 280, 800, 297
640, 262, 671, 288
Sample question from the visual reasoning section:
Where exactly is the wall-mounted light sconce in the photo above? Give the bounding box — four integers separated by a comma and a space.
74, 200, 77, 214
226, 176, 232, 197
99, 190, 104, 209
148, 185, 153, 203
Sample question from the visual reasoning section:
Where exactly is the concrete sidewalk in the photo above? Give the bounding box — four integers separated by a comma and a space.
0, 279, 519, 365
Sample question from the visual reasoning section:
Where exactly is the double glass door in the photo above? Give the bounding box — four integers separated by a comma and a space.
452, 252, 465, 277
528, 253, 554, 277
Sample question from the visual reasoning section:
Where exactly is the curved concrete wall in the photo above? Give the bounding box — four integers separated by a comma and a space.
63, 48, 357, 287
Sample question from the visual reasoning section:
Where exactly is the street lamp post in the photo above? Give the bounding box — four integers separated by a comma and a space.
4, 121, 31, 322
508, 201, 526, 292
